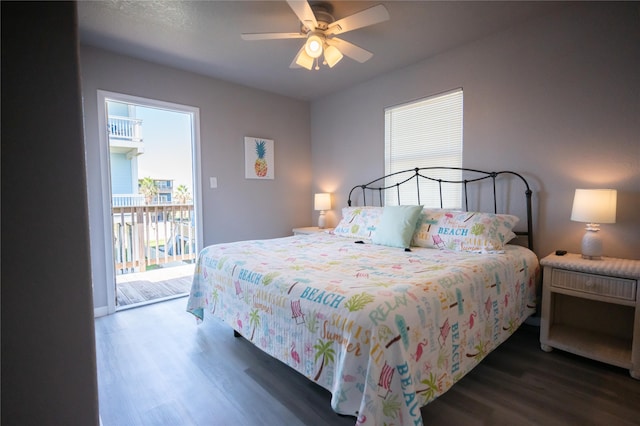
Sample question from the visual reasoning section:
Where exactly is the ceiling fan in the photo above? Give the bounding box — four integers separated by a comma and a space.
241, 1, 390, 70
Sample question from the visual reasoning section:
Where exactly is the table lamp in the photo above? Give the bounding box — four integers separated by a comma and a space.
314, 193, 331, 229
570, 188, 617, 260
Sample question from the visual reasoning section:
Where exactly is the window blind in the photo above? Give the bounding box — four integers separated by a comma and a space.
384, 88, 463, 208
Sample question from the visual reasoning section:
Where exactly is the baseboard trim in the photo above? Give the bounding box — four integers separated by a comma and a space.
94, 306, 109, 318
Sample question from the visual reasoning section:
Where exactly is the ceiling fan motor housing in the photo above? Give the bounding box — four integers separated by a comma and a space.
301, 2, 335, 32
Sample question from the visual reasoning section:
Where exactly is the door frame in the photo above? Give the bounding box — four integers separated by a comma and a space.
97, 90, 203, 314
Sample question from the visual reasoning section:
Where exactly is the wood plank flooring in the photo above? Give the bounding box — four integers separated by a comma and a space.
95, 298, 640, 426
116, 264, 194, 307
116, 277, 192, 307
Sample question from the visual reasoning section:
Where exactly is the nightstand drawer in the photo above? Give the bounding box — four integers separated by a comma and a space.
552, 269, 636, 301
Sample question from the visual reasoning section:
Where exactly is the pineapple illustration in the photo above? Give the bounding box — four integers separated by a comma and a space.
254, 140, 268, 177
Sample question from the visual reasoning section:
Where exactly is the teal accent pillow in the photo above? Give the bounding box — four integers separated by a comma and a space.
371, 205, 424, 248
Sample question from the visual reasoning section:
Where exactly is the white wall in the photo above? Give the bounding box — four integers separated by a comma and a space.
311, 2, 640, 260
80, 46, 312, 311
2, 2, 99, 424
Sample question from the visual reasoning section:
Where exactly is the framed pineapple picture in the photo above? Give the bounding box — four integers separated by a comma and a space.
244, 136, 274, 179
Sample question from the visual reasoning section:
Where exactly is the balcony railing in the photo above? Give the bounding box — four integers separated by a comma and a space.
108, 115, 143, 142
112, 203, 195, 274
112, 194, 145, 207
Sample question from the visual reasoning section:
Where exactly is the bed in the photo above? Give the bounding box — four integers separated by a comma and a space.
187, 167, 539, 426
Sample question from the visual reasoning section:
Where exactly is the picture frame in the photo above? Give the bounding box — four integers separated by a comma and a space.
244, 136, 274, 180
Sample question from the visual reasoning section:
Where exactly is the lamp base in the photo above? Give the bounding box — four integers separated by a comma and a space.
581, 228, 603, 260
581, 254, 602, 260
318, 211, 326, 229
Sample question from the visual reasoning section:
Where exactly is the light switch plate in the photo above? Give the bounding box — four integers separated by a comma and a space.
210, 177, 217, 188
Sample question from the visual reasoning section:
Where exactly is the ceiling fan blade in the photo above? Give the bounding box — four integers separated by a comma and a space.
326, 4, 389, 36
328, 38, 373, 63
241, 32, 305, 41
286, 0, 318, 31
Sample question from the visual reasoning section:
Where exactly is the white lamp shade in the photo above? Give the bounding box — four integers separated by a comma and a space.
314, 193, 331, 211
570, 189, 617, 224
324, 45, 343, 68
305, 34, 323, 58
295, 50, 314, 70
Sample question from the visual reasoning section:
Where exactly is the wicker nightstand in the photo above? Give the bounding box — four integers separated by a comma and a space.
539, 253, 640, 379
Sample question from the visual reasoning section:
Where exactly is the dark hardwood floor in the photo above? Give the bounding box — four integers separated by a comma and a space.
95, 297, 640, 426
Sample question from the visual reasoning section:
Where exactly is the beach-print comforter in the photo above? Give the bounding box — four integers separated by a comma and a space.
187, 232, 538, 426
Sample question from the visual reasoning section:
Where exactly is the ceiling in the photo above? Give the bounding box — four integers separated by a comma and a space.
77, 1, 561, 101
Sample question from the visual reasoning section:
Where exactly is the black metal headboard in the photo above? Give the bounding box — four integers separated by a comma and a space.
347, 167, 534, 251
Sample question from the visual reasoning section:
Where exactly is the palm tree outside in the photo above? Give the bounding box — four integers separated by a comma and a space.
139, 176, 158, 204
174, 184, 192, 204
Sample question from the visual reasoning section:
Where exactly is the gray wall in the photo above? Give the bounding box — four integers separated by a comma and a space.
80, 46, 312, 311
311, 2, 639, 260
2, 2, 99, 424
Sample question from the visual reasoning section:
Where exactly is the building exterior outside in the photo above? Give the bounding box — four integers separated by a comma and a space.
108, 100, 145, 206
152, 178, 173, 204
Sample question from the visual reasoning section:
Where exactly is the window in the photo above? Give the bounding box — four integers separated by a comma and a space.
384, 88, 463, 208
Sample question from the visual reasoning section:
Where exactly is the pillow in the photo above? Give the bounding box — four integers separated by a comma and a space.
411, 208, 457, 247
371, 205, 424, 248
332, 206, 383, 240
414, 211, 519, 253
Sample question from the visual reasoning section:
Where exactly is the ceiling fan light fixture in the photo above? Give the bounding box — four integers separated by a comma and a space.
243, 1, 390, 71
323, 44, 343, 68
304, 34, 323, 58
295, 50, 314, 70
